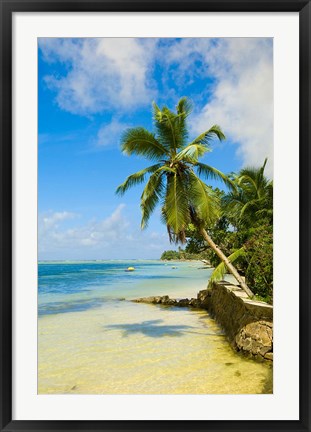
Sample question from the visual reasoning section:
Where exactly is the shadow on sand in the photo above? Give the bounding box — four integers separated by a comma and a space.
105, 319, 194, 338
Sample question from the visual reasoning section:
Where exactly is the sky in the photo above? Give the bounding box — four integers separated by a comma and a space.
38, 37, 273, 260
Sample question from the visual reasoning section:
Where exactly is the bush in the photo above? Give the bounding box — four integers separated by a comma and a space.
244, 225, 273, 303
160, 250, 181, 260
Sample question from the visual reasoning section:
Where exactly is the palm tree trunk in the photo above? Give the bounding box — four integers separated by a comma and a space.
200, 227, 254, 298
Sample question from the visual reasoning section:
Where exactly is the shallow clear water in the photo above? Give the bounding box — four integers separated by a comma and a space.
38, 260, 272, 394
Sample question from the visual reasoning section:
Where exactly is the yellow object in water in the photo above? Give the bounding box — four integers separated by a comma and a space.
126, 267, 135, 271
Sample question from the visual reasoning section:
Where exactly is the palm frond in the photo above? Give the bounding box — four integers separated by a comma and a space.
209, 247, 246, 283
176, 97, 192, 148
175, 144, 210, 163
188, 171, 220, 224
140, 170, 165, 229
153, 101, 188, 152
190, 125, 225, 147
116, 164, 161, 196
196, 162, 235, 190
164, 172, 191, 240
121, 127, 169, 160
176, 97, 193, 117
221, 158, 272, 228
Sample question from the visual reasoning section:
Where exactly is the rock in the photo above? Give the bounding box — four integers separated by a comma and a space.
189, 298, 199, 307
177, 298, 190, 307
197, 289, 210, 307
131, 295, 177, 306
264, 352, 273, 361
259, 346, 271, 356
166, 298, 178, 306
132, 296, 161, 304
235, 321, 273, 357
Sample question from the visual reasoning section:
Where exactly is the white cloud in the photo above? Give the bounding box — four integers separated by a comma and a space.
39, 38, 157, 115
41, 211, 77, 230
38, 205, 173, 260
186, 38, 273, 176
157, 38, 273, 176
96, 118, 130, 147
39, 205, 128, 251
39, 37, 273, 175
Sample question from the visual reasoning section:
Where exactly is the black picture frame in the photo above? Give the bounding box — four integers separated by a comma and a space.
1, 1, 310, 431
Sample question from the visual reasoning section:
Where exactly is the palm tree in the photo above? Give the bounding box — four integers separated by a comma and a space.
210, 159, 273, 285
116, 97, 254, 297
223, 159, 273, 229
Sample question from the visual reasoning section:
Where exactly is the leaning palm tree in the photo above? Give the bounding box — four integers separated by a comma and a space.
116, 97, 254, 297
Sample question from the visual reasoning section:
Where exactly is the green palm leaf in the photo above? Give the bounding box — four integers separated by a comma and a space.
121, 127, 169, 160
188, 171, 220, 224
140, 170, 165, 229
209, 247, 246, 283
153, 102, 187, 152
196, 162, 235, 190
175, 144, 210, 162
222, 159, 272, 228
176, 97, 193, 117
116, 164, 161, 196
164, 172, 190, 238
190, 125, 225, 147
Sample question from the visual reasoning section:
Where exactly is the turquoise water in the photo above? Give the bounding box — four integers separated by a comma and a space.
38, 260, 210, 315
38, 260, 272, 394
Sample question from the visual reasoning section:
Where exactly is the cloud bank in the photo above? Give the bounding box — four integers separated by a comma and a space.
39, 206, 172, 260
39, 38, 157, 116
39, 37, 273, 174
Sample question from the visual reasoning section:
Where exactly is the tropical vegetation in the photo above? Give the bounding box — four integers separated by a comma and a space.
185, 159, 273, 303
160, 249, 204, 261
116, 97, 254, 297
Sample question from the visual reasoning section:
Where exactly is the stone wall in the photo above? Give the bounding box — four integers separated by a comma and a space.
132, 280, 273, 361
199, 281, 273, 361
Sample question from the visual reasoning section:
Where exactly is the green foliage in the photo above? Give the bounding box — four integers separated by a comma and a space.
223, 159, 273, 230
116, 97, 272, 300
160, 249, 205, 261
209, 247, 246, 284
184, 161, 273, 303
244, 224, 273, 303
160, 250, 181, 260
117, 97, 230, 243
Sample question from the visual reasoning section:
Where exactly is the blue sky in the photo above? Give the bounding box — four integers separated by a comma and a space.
38, 37, 273, 260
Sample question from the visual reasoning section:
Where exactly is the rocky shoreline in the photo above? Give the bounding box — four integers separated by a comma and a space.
132, 295, 201, 307
131, 281, 273, 362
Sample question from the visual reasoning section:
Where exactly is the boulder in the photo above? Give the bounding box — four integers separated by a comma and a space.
177, 298, 190, 307
132, 295, 177, 306
197, 289, 210, 307
235, 320, 273, 357
132, 296, 162, 304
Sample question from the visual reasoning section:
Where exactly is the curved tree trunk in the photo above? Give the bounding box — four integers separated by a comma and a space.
200, 227, 254, 298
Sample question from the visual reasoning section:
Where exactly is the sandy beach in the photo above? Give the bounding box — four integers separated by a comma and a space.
38, 261, 272, 394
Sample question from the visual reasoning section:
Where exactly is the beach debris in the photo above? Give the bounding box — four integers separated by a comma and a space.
125, 267, 135, 272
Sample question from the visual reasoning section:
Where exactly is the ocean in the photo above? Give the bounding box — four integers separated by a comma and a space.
38, 260, 272, 394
